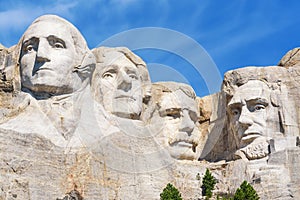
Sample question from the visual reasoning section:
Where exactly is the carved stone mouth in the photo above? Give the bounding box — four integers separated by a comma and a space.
36, 67, 53, 72
242, 132, 261, 142
115, 95, 135, 100
170, 141, 197, 152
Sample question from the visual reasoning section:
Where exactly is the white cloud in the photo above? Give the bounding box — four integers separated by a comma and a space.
0, 9, 35, 30
0, 1, 78, 46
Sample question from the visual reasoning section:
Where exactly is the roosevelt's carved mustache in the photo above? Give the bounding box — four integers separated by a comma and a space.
115, 95, 136, 100
168, 132, 199, 147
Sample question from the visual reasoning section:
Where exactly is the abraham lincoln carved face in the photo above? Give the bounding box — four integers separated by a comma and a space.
228, 80, 278, 159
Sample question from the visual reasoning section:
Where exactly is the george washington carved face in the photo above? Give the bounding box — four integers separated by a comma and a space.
19, 15, 92, 96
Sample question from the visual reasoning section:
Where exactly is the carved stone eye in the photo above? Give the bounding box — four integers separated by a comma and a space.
231, 108, 240, 116
102, 72, 115, 79
254, 104, 265, 111
189, 111, 198, 123
25, 45, 34, 53
54, 42, 64, 49
48, 36, 66, 49
165, 108, 181, 119
129, 73, 138, 80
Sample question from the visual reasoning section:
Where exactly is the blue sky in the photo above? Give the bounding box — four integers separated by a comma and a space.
1, 0, 299, 97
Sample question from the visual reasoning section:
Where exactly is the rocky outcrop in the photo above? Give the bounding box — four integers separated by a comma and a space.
0, 14, 300, 199
278, 47, 300, 68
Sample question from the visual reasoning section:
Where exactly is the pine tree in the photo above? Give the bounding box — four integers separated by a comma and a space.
233, 180, 259, 200
160, 183, 182, 200
201, 168, 217, 199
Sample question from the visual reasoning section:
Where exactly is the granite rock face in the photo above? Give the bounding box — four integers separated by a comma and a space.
278, 47, 300, 68
0, 15, 300, 199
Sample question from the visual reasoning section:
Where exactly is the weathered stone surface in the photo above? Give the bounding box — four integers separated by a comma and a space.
278, 47, 300, 68
1, 14, 300, 200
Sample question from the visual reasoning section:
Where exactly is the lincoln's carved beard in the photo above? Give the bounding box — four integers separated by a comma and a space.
238, 137, 270, 160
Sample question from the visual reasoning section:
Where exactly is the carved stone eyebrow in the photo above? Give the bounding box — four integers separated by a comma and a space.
227, 101, 243, 109
159, 107, 181, 117
126, 68, 138, 74
103, 65, 118, 72
47, 35, 66, 48
21, 37, 39, 56
245, 97, 269, 106
100, 65, 118, 77
22, 37, 38, 46
227, 104, 242, 116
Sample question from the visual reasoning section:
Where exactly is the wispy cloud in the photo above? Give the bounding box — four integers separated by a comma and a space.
0, 9, 35, 30
1, 0, 300, 96
0, 1, 77, 46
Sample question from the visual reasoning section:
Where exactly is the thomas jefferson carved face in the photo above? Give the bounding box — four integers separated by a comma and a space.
19, 16, 86, 95
228, 80, 277, 159
97, 51, 143, 119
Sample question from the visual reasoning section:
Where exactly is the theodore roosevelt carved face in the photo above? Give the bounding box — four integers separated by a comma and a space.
227, 80, 276, 160
19, 15, 93, 96
149, 83, 201, 160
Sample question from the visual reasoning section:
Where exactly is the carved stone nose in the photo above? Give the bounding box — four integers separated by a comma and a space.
238, 107, 253, 128
117, 71, 132, 91
36, 39, 50, 62
36, 56, 50, 63
179, 110, 194, 135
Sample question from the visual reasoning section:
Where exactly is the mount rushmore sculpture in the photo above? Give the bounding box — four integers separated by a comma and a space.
0, 15, 300, 199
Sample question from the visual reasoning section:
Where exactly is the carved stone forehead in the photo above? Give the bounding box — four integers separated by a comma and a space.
93, 47, 151, 85
23, 20, 73, 42
19, 15, 89, 58
230, 80, 271, 104
93, 51, 137, 79
160, 89, 198, 112
152, 82, 196, 98
102, 51, 134, 66
151, 82, 198, 113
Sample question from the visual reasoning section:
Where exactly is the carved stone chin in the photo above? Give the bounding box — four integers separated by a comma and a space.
238, 137, 270, 160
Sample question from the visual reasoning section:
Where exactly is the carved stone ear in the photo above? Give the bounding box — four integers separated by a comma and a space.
74, 51, 96, 80
142, 83, 152, 104
270, 82, 282, 108
270, 92, 279, 107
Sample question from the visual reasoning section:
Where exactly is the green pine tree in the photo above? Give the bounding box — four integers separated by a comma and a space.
233, 180, 259, 200
201, 169, 217, 199
160, 183, 182, 200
